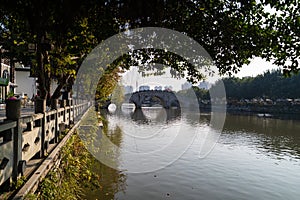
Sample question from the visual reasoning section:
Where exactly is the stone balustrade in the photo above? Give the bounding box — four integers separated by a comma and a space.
0, 100, 90, 188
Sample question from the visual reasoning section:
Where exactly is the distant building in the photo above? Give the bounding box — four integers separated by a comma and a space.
181, 82, 192, 90
154, 86, 162, 90
198, 81, 210, 90
164, 85, 173, 91
139, 85, 150, 91
124, 85, 133, 94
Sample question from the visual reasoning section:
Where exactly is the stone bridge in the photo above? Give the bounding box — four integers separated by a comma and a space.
129, 90, 180, 109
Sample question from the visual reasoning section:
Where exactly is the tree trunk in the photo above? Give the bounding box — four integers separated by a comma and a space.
50, 82, 64, 102
36, 33, 48, 100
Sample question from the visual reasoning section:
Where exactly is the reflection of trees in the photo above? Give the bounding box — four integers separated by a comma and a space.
90, 126, 127, 200
222, 114, 300, 160
165, 109, 181, 122
184, 111, 300, 159
223, 114, 300, 136
184, 112, 211, 126
83, 110, 127, 199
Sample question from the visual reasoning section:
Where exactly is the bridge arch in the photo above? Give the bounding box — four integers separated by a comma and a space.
129, 90, 180, 109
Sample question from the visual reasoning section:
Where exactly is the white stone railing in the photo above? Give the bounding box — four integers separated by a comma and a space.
0, 100, 90, 188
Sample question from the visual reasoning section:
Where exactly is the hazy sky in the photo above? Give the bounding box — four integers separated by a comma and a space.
235, 57, 280, 78
121, 58, 279, 91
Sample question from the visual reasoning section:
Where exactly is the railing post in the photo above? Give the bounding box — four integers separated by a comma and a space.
12, 119, 22, 182
35, 99, 46, 157
63, 107, 66, 125
69, 99, 74, 124
72, 102, 75, 123
54, 111, 58, 143
5, 99, 22, 182
76, 104, 78, 118
60, 100, 66, 108
35, 98, 46, 114
51, 99, 59, 143
50, 99, 58, 110
67, 100, 71, 125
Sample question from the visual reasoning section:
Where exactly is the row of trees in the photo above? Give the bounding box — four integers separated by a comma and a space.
178, 70, 300, 101
0, 1, 299, 105
214, 70, 300, 100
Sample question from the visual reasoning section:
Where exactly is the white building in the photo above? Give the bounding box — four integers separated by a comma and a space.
15, 66, 36, 99
139, 85, 150, 91
124, 85, 133, 94
164, 85, 173, 91
154, 86, 162, 90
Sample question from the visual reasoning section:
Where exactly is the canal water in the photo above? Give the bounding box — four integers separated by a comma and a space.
83, 107, 300, 200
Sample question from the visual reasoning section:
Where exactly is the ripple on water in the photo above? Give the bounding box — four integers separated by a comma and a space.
86, 113, 300, 200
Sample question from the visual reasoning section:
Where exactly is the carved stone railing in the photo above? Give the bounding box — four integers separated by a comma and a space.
0, 100, 90, 188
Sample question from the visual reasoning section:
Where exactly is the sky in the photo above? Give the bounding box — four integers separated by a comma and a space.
234, 57, 280, 78
121, 58, 280, 91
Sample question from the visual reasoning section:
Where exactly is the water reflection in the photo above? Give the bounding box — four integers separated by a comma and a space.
185, 112, 300, 160
223, 115, 300, 160
82, 109, 127, 199
130, 107, 181, 123
85, 126, 127, 199
84, 110, 300, 200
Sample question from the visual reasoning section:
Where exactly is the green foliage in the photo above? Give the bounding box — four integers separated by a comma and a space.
24, 193, 38, 200
7, 91, 14, 98
34, 133, 100, 200
11, 176, 27, 190
77, 109, 127, 199
114, 0, 299, 76
213, 70, 300, 100
1, 0, 299, 102
176, 86, 210, 102
0, 1, 99, 101
95, 66, 124, 102
111, 83, 125, 106
192, 86, 210, 100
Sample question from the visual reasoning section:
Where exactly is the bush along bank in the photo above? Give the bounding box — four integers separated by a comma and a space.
26, 132, 101, 200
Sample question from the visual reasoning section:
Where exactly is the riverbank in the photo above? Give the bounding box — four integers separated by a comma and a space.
227, 104, 300, 114
200, 104, 300, 116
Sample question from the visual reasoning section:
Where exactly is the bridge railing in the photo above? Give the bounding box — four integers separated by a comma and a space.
0, 100, 90, 188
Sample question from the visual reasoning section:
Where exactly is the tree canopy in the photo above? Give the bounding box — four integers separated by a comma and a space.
0, 0, 299, 102
212, 70, 300, 100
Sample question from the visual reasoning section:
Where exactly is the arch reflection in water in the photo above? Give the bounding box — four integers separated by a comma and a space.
130, 107, 181, 124
121, 103, 136, 116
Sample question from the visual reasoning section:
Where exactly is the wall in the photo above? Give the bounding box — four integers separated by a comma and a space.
15, 69, 36, 99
